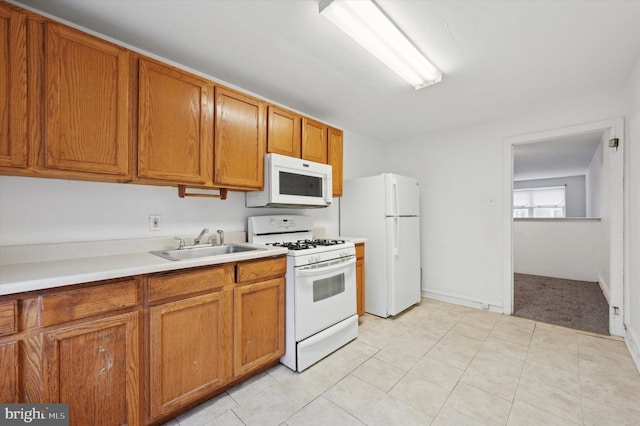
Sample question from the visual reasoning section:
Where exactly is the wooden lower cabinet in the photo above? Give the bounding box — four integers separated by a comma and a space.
148, 291, 232, 421
0, 339, 19, 402
355, 243, 365, 317
233, 277, 285, 377
42, 311, 140, 426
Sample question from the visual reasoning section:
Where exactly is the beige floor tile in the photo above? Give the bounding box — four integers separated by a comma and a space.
431, 406, 485, 426
515, 360, 582, 424
284, 396, 364, 426
307, 339, 378, 383
269, 365, 335, 405
425, 331, 482, 370
409, 354, 465, 391
231, 385, 303, 426
351, 357, 406, 392
581, 395, 640, 426
323, 374, 386, 420
359, 395, 431, 426
164, 298, 640, 426
443, 382, 512, 425
227, 371, 277, 405
490, 315, 535, 347
507, 400, 580, 426
176, 392, 237, 425
387, 372, 451, 418
460, 347, 524, 401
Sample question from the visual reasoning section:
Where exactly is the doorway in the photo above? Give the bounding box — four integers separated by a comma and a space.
502, 118, 625, 336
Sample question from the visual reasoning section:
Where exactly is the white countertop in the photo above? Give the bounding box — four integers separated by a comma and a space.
0, 235, 287, 296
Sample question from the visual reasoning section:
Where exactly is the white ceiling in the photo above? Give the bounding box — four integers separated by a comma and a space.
513, 131, 604, 181
11, 0, 640, 145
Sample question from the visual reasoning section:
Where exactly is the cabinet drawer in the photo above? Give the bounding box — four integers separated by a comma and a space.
147, 265, 233, 303
236, 256, 286, 284
38, 279, 139, 327
355, 243, 365, 259
0, 301, 17, 336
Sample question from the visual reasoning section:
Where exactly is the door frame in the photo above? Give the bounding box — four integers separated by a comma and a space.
502, 117, 625, 336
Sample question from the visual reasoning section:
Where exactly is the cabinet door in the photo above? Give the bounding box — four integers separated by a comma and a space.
148, 291, 232, 420
214, 86, 265, 189
138, 58, 214, 185
233, 277, 285, 377
301, 117, 327, 164
267, 105, 301, 158
0, 340, 19, 402
43, 311, 140, 426
328, 126, 343, 197
0, 4, 27, 168
44, 23, 131, 178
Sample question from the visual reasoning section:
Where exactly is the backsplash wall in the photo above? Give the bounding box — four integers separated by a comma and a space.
0, 130, 386, 246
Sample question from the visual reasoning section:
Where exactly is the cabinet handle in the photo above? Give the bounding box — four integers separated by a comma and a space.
97, 346, 113, 375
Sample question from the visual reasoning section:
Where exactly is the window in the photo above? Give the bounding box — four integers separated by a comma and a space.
513, 186, 566, 218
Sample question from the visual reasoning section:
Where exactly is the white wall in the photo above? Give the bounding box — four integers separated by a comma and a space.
586, 139, 604, 217
513, 219, 601, 282
383, 88, 626, 310
624, 55, 640, 369
0, 128, 385, 246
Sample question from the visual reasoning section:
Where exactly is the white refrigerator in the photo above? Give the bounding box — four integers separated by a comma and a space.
340, 173, 421, 317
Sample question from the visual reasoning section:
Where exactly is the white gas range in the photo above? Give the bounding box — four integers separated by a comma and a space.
248, 215, 358, 372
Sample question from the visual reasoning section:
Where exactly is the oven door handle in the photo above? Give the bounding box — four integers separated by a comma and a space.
296, 257, 356, 276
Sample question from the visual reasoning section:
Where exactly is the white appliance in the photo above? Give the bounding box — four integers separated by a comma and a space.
340, 173, 421, 318
245, 153, 333, 208
248, 215, 358, 372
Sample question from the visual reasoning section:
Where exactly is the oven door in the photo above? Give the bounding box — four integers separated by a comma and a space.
294, 256, 356, 341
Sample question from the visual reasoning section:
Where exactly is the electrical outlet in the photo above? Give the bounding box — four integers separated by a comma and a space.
149, 214, 162, 231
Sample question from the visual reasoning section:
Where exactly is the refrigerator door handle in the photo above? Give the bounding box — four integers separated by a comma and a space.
393, 178, 399, 216
393, 217, 399, 256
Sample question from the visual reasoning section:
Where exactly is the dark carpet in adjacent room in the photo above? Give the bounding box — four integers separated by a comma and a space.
513, 273, 609, 335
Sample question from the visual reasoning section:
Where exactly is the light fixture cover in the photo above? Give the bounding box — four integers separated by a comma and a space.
320, 0, 441, 89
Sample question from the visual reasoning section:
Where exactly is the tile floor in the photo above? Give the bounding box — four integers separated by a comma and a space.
164, 298, 640, 425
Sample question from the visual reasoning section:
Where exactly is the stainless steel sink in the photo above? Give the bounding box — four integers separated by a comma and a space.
150, 244, 263, 261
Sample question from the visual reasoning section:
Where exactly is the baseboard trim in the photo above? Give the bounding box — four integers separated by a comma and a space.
598, 274, 611, 304
422, 290, 503, 314
625, 326, 640, 373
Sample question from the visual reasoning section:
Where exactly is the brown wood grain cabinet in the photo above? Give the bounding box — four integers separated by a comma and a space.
301, 117, 328, 164
0, 3, 28, 169
0, 300, 19, 403
137, 57, 214, 186
43, 22, 133, 180
145, 265, 233, 422
328, 126, 344, 197
214, 86, 266, 189
234, 257, 286, 377
355, 243, 365, 317
267, 105, 301, 158
42, 311, 140, 426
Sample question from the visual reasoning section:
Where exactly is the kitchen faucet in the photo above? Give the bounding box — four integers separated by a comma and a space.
194, 228, 209, 245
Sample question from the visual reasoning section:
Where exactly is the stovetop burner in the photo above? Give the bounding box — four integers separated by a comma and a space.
267, 239, 347, 251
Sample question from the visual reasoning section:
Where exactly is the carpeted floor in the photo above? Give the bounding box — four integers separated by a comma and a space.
513, 273, 609, 335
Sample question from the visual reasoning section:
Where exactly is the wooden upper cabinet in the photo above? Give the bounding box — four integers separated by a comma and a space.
328, 126, 343, 197
301, 117, 328, 164
214, 86, 265, 189
138, 57, 214, 185
44, 22, 132, 179
267, 105, 301, 158
0, 4, 28, 168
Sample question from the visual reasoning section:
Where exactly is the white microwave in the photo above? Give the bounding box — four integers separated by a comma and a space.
246, 153, 332, 208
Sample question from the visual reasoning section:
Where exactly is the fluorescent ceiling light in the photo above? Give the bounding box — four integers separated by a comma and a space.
319, 0, 442, 89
